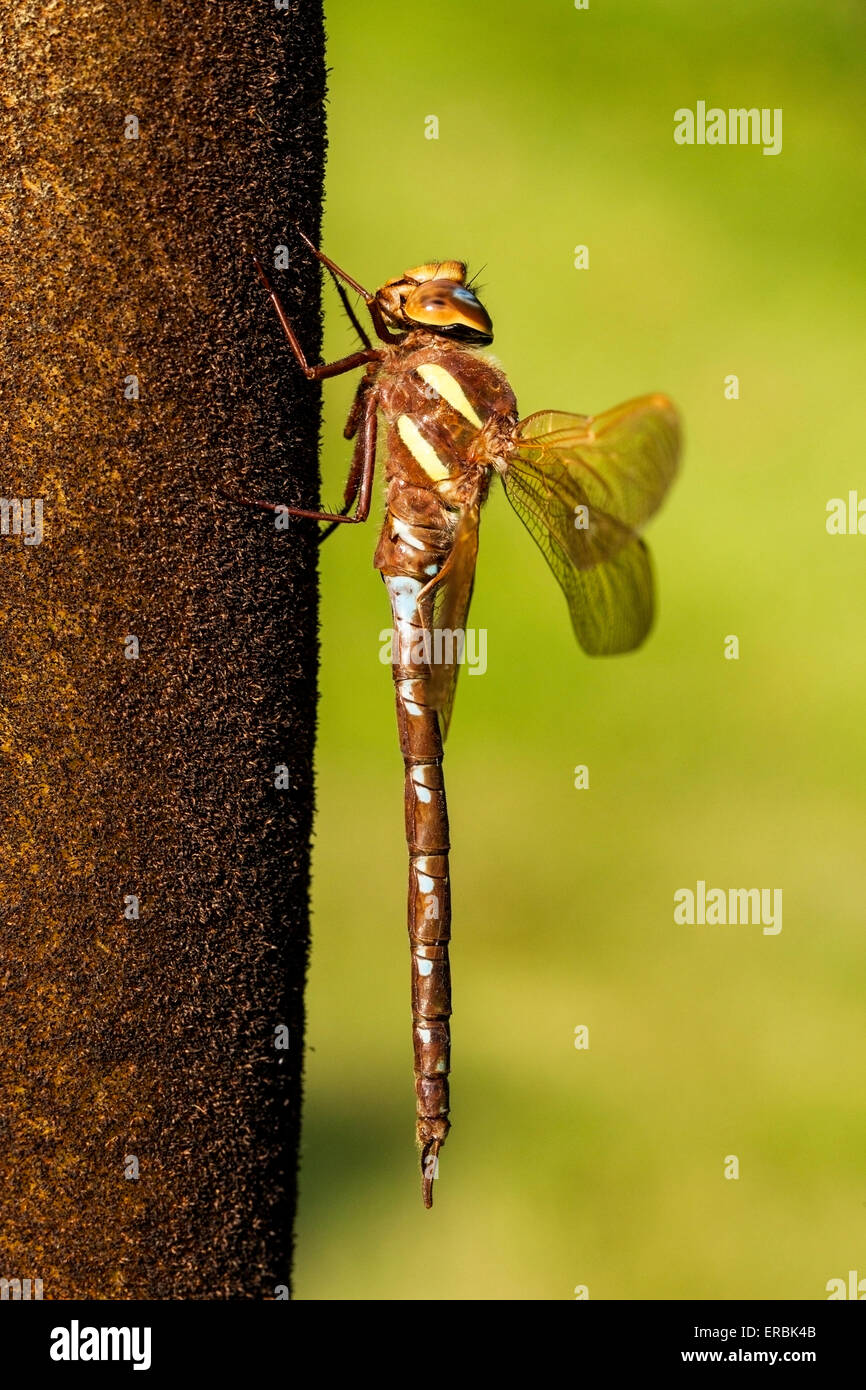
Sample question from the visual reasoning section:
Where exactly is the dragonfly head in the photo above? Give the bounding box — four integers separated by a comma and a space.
376, 262, 493, 345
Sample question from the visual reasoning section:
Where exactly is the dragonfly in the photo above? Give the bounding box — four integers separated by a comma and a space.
241, 231, 681, 1208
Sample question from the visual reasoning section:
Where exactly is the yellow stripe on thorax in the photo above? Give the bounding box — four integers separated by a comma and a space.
397, 414, 451, 481
416, 364, 483, 428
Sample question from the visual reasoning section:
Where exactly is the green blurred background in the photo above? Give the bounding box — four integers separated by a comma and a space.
294, 0, 866, 1299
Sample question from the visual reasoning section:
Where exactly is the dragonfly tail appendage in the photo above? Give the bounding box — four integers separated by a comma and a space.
421, 1138, 442, 1210
384, 574, 453, 1209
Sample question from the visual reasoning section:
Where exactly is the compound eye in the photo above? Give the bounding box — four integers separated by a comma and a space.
405, 281, 462, 324
403, 280, 493, 339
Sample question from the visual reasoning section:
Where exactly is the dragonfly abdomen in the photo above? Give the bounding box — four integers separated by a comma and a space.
384, 566, 453, 1208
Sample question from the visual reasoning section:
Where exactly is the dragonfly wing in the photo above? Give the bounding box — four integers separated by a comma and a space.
503, 458, 653, 653
424, 501, 481, 738
504, 393, 680, 655
516, 393, 680, 531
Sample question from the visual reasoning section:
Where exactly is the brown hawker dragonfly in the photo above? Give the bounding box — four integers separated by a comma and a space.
243, 232, 681, 1208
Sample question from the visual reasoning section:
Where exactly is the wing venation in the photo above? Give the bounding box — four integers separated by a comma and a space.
504, 393, 680, 654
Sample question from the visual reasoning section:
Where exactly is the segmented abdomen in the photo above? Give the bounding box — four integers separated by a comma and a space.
383, 563, 452, 1208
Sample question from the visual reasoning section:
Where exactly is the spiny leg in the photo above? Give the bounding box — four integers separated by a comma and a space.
293, 227, 405, 346
222, 260, 381, 528
251, 252, 383, 379
326, 267, 372, 351
313, 377, 377, 542
222, 384, 378, 540
318, 393, 377, 541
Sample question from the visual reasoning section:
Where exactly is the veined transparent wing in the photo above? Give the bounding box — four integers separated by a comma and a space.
504, 393, 680, 655
516, 394, 680, 530
424, 500, 481, 738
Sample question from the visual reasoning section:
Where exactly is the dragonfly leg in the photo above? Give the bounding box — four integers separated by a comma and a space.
327, 269, 372, 350
252, 252, 383, 379
302, 431, 365, 543
326, 378, 373, 519
318, 387, 378, 542
343, 375, 374, 441
307, 424, 369, 544
221, 386, 378, 542
293, 227, 405, 346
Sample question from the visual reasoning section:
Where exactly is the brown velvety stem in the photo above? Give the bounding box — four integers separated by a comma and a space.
0, 1, 324, 1298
